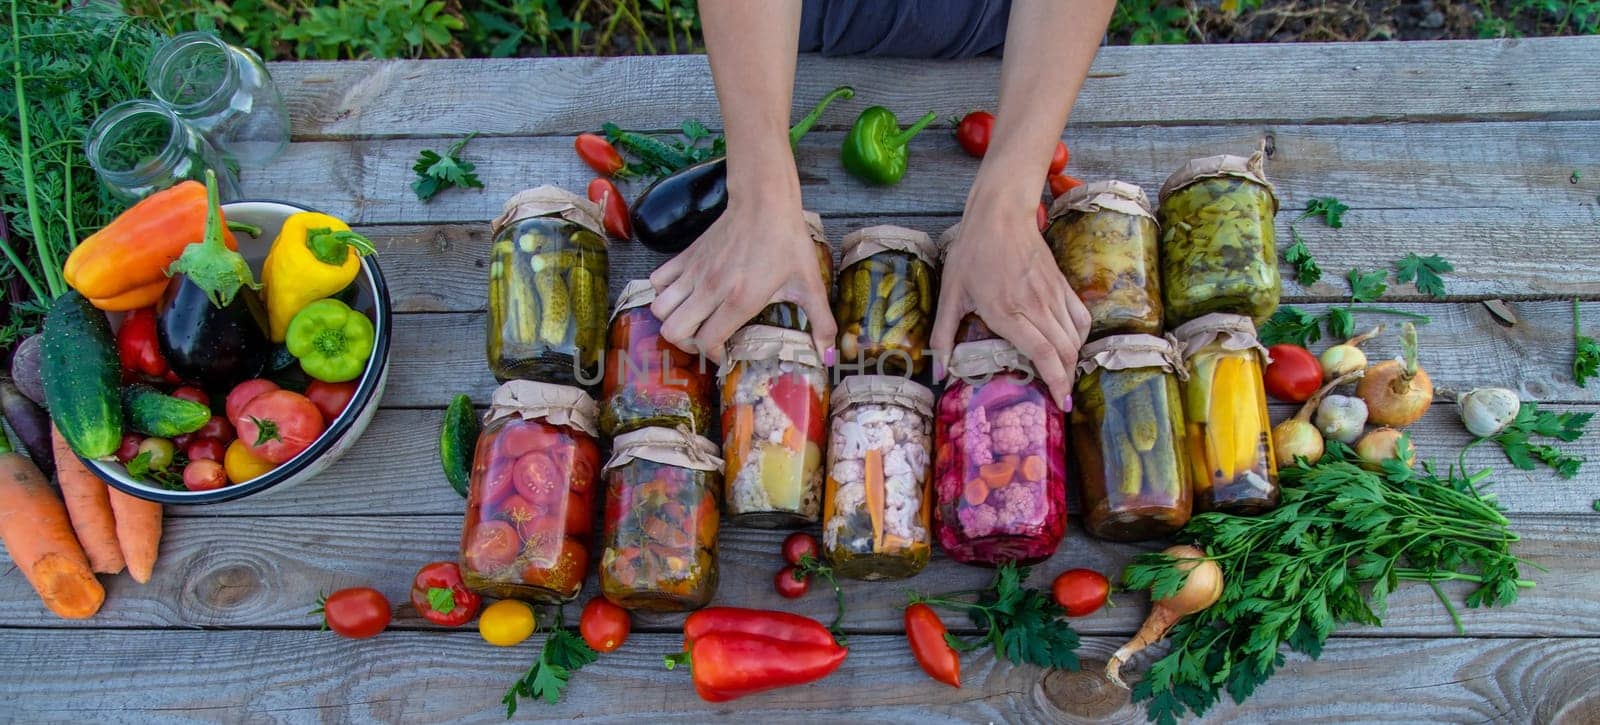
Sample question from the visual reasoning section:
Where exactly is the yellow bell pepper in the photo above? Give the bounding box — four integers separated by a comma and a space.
261, 212, 375, 341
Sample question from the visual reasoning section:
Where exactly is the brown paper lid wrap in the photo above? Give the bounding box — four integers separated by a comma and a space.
937, 223, 962, 261
1047, 180, 1156, 223
1170, 312, 1268, 361
947, 339, 1032, 380
832, 375, 933, 416
722, 325, 821, 374
491, 185, 606, 241
1158, 148, 1279, 211
1076, 333, 1185, 379
603, 426, 724, 474
840, 225, 939, 269
802, 210, 827, 245
611, 278, 656, 322
484, 381, 599, 436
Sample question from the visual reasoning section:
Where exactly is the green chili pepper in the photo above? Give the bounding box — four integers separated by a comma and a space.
285, 298, 376, 383
840, 106, 938, 185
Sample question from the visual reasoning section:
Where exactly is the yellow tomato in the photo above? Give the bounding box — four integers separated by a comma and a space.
479, 599, 536, 647
224, 440, 276, 483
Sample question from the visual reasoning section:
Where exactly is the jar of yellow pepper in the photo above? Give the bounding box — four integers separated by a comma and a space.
1171, 313, 1278, 514
1157, 150, 1280, 326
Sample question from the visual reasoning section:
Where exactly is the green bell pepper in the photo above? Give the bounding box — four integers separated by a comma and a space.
285, 298, 375, 383
840, 106, 937, 185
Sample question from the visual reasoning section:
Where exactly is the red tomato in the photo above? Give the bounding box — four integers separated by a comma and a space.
563, 490, 594, 537
1036, 201, 1049, 233
494, 421, 561, 460
196, 415, 235, 444
494, 494, 543, 537
478, 458, 518, 509
318, 587, 391, 639
512, 451, 565, 505
463, 520, 521, 573
186, 437, 227, 463
305, 380, 358, 423
586, 178, 632, 240
1048, 141, 1070, 175
1048, 173, 1084, 198
170, 386, 210, 408
569, 438, 599, 495
954, 110, 994, 158
774, 565, 810, 598
114, 434, 145, 464
580, 597, 631, 653
410, 561, 481, 627
235, 390, 326, 464
574, 133, 625, 176
1263, 344, 1324, 403
226, 379, 280, 424
520, 538, 588, 592
1051, 568, 1111, 617
782, 532, 819, 566
182, 459, 228, 491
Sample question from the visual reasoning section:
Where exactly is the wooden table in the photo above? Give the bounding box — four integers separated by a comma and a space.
4, 38, 1600, 723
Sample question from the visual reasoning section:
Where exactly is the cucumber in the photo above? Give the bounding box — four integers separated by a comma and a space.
122, 384, 212, 437
40, 292, 123, 459
439, 393, 479, 497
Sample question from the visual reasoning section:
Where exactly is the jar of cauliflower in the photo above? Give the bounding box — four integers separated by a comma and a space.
720, 325, 828, 528
823, 375, 934, 580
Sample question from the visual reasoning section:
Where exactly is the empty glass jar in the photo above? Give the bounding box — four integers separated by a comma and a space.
85, 99, 239, 202
147, 32, 290, 168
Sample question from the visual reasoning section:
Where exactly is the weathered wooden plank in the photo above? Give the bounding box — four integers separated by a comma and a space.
270, 37, 1600, 138
241, 121, 1600, 225
0, 514, 1588, 637
1, 629, 1595, 723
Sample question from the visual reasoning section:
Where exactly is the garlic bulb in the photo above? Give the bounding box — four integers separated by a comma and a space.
1315, 395, 1368, 444
1457, 387, 1520, 438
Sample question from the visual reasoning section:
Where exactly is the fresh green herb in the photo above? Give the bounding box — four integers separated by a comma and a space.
1125, 445, 1533, 725
1593, 499, 1599, 513
1395, 253, 1453, 299
1325, 307, 1355, 340
1572, 170, 1583, 184
1258, 306, 1323, 348
1346, 268, 1388, 303
909, 564, 1081, 671
1481, 402, 1593, 479
503, 626, 598, 716
412, 133, 484, 202
1302, 196, 1349, 228
794, 554, 848, 645
1281, 236, 1321, 287
124, 450, 183, 491
601, 120, 724, 181
1574, 300, 1599, 388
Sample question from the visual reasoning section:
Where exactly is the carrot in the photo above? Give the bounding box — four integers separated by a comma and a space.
106, 488, 162, 584
864, 449, 884, 549
0, 433, 106, 619
51, 426, 124, 574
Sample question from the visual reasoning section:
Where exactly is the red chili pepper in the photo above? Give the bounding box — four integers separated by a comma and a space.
409, 561, 481, 627
670, 607, 847, 702
904, 603, 961, 688
116, 306, 170, 379
575, 133, 626, 177
586, 178, 632, 240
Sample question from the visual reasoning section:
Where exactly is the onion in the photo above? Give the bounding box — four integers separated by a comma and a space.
1272, 370, 1364, 467
1319, 325, 1382, 382
1356, 427, 1415, 470
1315, 395, 1368, 444
1357, 322, 1432, 428
1106, 545, 1223, 689
1446, 387, 1521, 438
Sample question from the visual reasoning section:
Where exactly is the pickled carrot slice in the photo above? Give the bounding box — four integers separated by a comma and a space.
864, 449, 885, 549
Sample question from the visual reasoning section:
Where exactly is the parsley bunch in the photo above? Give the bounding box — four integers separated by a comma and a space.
1123, 442, 1533, 725
502, 624, 597, 717
412, 133, 484, 202
908, 564, 1081, 671
1574, 299, 1598, 388
1475, 402, 1593, 479
1280, 197, 1345, 287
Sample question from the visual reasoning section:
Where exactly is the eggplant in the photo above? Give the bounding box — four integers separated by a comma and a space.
0, 375, 53, 478
629, 158, 729, 253
157, 274, 270, 390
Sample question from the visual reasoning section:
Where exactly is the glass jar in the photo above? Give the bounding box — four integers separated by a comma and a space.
601, 280, 716, 437
824, 375, 934, 580
752, 211, 834, 331
85, 99, 240, 202
934, 338, 1068, 566
147, 32, 290, 168
835, 225, 938, 375
1072, 334, 1192, 542
720, 325, 828, 528
1172, 313, 1278, 514
460, 382, 601, 603
1158, 151, 1281, 326
1046, 180, 1163, 339
487, 186, 610, 385
599, 427, 724, 612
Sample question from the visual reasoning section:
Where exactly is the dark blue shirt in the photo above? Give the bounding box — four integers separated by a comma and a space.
799, 0, 1013, 58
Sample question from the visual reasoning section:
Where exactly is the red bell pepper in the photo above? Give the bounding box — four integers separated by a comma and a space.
668, 607, 847, 702
116, 307, 178, 382
410, 561, 481, 627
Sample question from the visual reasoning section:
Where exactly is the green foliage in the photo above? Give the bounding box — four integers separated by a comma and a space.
910, 564, 1082, 671
278, 0, 462, 60
1573, 299, 1598, 387
412, 133, 484, 202
503, 628, 598, 715
1486, 401, 1593, 478
1345, 268, 1388, 303
1478, 0, 1600, 38
1394, 253, 1453, 299
1109, 0, 1192, 44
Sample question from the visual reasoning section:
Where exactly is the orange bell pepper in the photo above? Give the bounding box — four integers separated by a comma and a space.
63, 181, 238, 310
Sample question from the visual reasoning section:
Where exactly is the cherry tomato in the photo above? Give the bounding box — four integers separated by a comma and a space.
224, 439, 276, 483
226, 379, 280, 425
512, 451, 565, 505
579, 597, 631, 653
905, 603, 961, 688
774, 565, 809, 598
1051, 568, 1111, 617
170, 386, 210, 408
236, 390, 326, 464
196, 415, 235, 444
137, 437, 176, 470
586, 177, 632, 240
494, 421, 561, 460
1048, 173, 1084, 198
1264, 344, 1324, 403
182, 459, 228, 491
1036, 201, 1049, 233
781, 532, 819, 566
305, 379, 358, 423
463, 520, 521, 573
318, 587, 391, 639
115, 434, 145, 464
1048, 141, 1070, 175
954, 110, 994, 158
574, 133, 625, 176
185, 437, 227, 463
519, 538, 588, 593
563, 490, 594, 537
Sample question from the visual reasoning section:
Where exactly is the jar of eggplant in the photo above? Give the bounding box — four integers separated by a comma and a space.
487, 186, 610, 385
752, 210, 834, 331
461, 382, 602, 603
835, 225, 938, 375
1172, 313, 1278, 514
720, 325, 828, 528
601, 279, 716, 437
1158, 150, 1280, 326
824, 375, 934, 580
934, 338, 1068, 566
599, 426, 724, 612
1046, 180, 1163, 339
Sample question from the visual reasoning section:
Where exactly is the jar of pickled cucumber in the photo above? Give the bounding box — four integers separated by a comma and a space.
487, 186, 610, 385
601, 280, 716, 437
599, 426, 724, 612
835, 225, 938, 375
934, 338, 1068, 566
752, 211, 834, 331
824, 375, 934, 580
1072, 334, 1191, 542
1171, 313, 1278, 514
720, 325, 828, 528
1046, 180, 1163, 339
1157, 150, 1280, 326
461, 381, 601, 603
